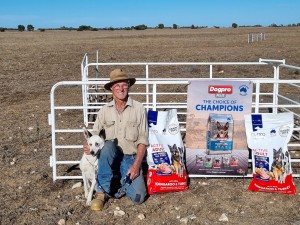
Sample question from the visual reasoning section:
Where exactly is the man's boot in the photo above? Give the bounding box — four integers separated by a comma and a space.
90, 192, 106, 211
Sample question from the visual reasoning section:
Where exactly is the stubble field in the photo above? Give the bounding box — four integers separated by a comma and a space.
1, 27, 300, 225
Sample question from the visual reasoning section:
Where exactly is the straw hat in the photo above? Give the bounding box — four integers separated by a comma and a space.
104, 69, 136, 90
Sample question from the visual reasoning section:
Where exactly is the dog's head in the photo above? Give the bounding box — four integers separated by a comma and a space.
216, 121, 229, 138
223, 157, 230, 164
283, 151, 290, 165
206, 157, 212, 162
231, 156, 238, 162
273, 148, 283, 163
83, 127, 105, 156
168, 144, 181, 159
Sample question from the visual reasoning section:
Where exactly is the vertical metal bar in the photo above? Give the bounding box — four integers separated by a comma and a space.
272, 66, 278, 114
96, 50, 99, 72
209, 64, 213, 78
152, 83, 157, 111
146, 64, 149, 110
255, 82, 260, 113
82, 56, 88, 125
50, 86, 57, 181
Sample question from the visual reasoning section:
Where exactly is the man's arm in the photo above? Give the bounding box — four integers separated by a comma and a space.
127, 143, 146, 180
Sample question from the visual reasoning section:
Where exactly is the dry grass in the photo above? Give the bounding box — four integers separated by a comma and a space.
1, 27, 300, 225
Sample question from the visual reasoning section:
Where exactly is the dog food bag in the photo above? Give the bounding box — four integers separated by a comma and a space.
245, 113, 296, 194
206, 113, 233, 155
146, 109, 188, 195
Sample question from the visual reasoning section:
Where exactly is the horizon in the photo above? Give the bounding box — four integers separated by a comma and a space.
0, 0, 299, 29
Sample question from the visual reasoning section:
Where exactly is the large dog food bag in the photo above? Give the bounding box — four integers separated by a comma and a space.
245, 113, 296, 194
146, 109, 188, 194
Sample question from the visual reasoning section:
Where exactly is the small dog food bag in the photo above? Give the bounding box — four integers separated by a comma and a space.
206, 113, 234, 155
146, 109, 188, 195
244, 113, 296, 194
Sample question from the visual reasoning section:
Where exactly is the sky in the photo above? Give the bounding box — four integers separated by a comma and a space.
0, 0, 299, 29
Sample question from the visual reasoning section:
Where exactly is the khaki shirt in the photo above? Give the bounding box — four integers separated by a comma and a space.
93, 97, 149, 155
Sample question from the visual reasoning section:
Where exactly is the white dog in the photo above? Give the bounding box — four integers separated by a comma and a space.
80, 127, 105, 205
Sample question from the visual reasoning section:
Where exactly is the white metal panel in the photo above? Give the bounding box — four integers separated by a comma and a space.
49, 55, 300, 181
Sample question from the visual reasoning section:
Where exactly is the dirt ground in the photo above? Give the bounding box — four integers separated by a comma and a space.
1, 27, 300, 225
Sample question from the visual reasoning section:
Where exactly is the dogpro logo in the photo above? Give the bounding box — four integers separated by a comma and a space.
208, 85, 233, 94
208, 85, 233, 98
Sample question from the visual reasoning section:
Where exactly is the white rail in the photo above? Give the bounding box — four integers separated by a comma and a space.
50, 82, 300, 180
49, 56, 300, 180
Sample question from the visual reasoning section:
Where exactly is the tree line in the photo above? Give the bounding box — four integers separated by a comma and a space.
1, 22, 300, 32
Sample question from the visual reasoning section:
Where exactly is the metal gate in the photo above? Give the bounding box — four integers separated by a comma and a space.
49, 53, 300, 180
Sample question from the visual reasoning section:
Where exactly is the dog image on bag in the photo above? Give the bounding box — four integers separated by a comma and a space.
214, 121, 230, 140
270, 148, 285, 182
168, 144, 184, 177
207, 114, 233, 154
280, 151, 291, 183
80, 127, 105, 206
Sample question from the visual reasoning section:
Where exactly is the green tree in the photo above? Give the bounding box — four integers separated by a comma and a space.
133, 24, 147, 30
158, 23, 164, 29
18, 24, 25, 31
232, 23, 238, 28
173, 24, 178, 29
27, 24, 34, 31
78, 25, 92, 31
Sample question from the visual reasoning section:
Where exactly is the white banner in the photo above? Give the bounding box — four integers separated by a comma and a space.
185, 80, 253, 176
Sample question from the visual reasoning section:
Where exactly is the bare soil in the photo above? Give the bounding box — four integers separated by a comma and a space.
1, 27, 300, 225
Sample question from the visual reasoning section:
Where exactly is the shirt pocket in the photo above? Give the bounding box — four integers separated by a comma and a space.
125, 121, 138, 141
104, 121, 115, 139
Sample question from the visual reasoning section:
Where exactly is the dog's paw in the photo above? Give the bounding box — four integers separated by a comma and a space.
86, 200, 91, 206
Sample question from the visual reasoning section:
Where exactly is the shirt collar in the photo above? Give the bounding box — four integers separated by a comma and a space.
107, 96, 133, 107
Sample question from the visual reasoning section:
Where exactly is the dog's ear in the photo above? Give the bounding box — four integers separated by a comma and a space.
216, 121, 221, 128
83, 127, 92, 140
178, 147, 183, 152
99, 129, 106, 140
225, 122, 229, 129
285, 151, 289, 157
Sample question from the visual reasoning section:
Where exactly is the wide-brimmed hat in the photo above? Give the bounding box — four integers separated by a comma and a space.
104, 69, 136, 90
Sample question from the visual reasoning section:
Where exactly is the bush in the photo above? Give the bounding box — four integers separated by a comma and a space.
232, 23, 238, 28
27, 24, 34, 31
18, 25, 25, 31
158, 24, 164, 29
78, 25, 93, 31
133, 24, 147, 30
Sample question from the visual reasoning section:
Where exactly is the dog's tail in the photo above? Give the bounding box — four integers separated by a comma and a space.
65, 164, 80, 173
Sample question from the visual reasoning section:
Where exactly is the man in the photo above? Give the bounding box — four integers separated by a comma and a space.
84, 69, 149, 211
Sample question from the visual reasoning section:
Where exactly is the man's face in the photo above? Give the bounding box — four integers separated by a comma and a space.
111, 81, 129, 101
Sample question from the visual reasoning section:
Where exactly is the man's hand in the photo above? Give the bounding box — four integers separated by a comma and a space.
127, 164, 140, 181
83, 142, 90, 154
127, 143, 146, 180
